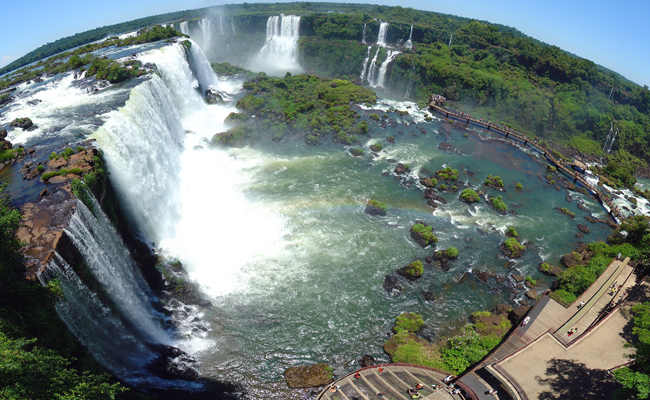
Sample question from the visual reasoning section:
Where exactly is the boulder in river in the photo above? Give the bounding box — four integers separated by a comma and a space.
383, 275, 403, 294
284, 363, 333, 388
147, 344, 199, 381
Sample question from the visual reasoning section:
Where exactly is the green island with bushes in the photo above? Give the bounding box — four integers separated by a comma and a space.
411, 223, 438, 246
489, 195, 508, 214
460, 188, 480, 203
484, 175, 504, 188
213, 73, 376, 146
385, 310, 511, 375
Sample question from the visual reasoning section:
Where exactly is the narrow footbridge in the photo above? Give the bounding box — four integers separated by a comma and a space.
316, 364, 476, 400
428, 100, 624, 223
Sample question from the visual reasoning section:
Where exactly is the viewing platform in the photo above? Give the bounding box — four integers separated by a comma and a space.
427, 98, 624, 224
316, 364, 478, 400
458, 257, 643, 399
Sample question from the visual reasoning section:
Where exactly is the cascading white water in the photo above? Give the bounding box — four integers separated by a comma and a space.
231, 19, 237, 34
65, 196, 170, 343
359, 46, 372, 81
362, 23, 367, 44
198, 18, 212, 52
404, 63, 416, 98
40, 253, 153, 380
95, 42, 285, 298
252, 14, 302, 76
179, 21, 190, 36
372, 50, 400, 88
377, 22, 389, 47
366, 48, 381, 85
189, 40, 220, 91
404, 25, 413, 49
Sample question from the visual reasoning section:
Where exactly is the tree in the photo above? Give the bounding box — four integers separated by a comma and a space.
621, 215, 650, 245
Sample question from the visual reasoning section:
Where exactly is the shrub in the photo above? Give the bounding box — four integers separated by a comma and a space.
41, 168, 82, 181
446, 247, 459, 259
460, 188, 480, 203
549, 289, 577, 307
357, 120, 368, 133
491, 195, 507, 213
505, 237, 524, 253
507, 227, 518, 237
393, 312, 424, 334
49, 152, 57, 160
540, 262, 552, 272
547, 165, 557, 172
369, 114, 380, 121
36, 165, 44, 172
306, 135, 319, 145
404, 260, 424, 277
412, 223, 438, 244
525, 276, 537, 286
516, 183, 523, 190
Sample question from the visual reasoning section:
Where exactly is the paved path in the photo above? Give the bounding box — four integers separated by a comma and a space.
492, 279, 649, 399
316, 364, 473, 400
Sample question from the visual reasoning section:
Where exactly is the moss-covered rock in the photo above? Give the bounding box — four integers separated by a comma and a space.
284, 363, 333, 388
557, 207, 576, 218
459, 188, 480, 203
500, 237, 525, 258
488, 195, 508, 215
365, 199, 387, 216
349, 147, 364, 157
392, 312, 424, 334
410, 222, 438, 247
397, 260, 424, 280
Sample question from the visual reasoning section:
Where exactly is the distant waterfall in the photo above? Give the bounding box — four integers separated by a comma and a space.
404, 25, 413, 49
359, 46, 372, 81
377, 22, 389, 47
404, 63, 416, 98
231, 19, 237, 34
362, 23, 367, 44
448, 33, 453, 47
373, 50, 400, 88
198, 18, 212, 52
253, 14, 302, 76
365, 48, 381, 85
179, 21, 190, 36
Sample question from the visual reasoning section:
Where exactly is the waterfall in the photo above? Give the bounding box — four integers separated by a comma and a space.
448, 33, 453, 47
37, 196, 184, 386
253, 14, 302, 76
404, 25, 413, 49
404, 63, 416, 98
372, 50, 400, 88
188, 39, 220, 91
377, 22, 389, 47
179, 21, 190, 36
231, 19, 236, 34
366, 47, 381, 85
198, 18, 212, 52
362, 23, 367, 44
359, 46, 372, 81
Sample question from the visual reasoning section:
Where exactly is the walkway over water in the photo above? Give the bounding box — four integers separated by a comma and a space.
316, 364, 478, 400
428, 101, 624, 223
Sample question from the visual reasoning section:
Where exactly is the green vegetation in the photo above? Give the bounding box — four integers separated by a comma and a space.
349, 148, 364, 157
389, 314, 510, 375
411, 223, 438, 245
214, 74, 376, 146
484, 175, 504, 188
525, 276, 537, 286
446, 247, 459, 259
547, 165, 557, 172
460, 188, 480, 203
602, 150, 639, 188
558, 207, 576, 218
490, 195, 507, 213
507, 227, 518, 237
367, 199, 387, 214
370, 143, 383, 152
401, 260, 424, 279
393, 313, 424, 334
211, 62, 253, 77
436, 166, 459, 181
540, 262, 553, 273
41, 168, 83, 181
516, 183, 523, 190
504, 237, 525, 253
0, 148, 24, 162
612, 302, 650, 399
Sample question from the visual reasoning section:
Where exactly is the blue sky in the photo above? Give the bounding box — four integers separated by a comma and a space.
2, 0, 649, 87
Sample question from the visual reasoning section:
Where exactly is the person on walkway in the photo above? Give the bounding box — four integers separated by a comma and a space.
377, 391, 385, 396
407, 389, 418, 396
488, 389, 498, 395
578, 301, 585, 309
415, 383, 424, 390
443, 375, 452, 382
378, 366, 384, 374
520, 316, 530, 327
568, 327, 578, 336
